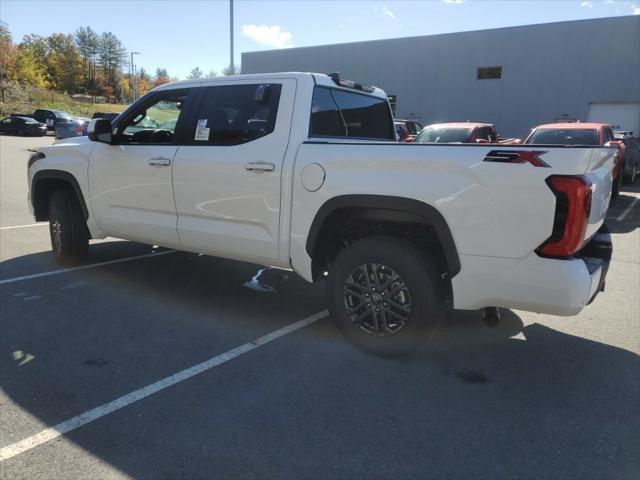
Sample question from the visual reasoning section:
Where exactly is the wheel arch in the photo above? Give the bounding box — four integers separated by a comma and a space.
31, 170, 89, 222
306, 194, 460, 280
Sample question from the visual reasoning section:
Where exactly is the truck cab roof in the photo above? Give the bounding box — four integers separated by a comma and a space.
534, 122, 610, 130
426, 122, 494, 129
153, 72, 389, 100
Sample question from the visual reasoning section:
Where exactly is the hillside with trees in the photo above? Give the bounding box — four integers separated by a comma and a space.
0, 22, 232, 117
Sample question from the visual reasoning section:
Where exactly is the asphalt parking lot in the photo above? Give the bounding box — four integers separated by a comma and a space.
0, 134, 638, 479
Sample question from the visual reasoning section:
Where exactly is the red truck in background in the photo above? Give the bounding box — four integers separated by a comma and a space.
524, 122, 625, 196
413, 122, 520, 144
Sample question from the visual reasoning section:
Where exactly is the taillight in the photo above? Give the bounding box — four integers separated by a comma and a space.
75, 126, 84, 135
536, 175, 592, 258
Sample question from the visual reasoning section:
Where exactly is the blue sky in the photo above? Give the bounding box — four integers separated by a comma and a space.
1, 0, 638, 79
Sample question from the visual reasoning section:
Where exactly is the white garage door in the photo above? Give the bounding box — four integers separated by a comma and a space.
587, 102, 640, 135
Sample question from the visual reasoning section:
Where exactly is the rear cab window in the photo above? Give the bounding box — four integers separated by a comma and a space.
309, 86, 394, 141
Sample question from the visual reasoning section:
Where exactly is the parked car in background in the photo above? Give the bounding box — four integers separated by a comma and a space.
0, 116, 47, 136
55, 117, 90, 139
524, 123, 625, 195
32, 109, 74, 130
615, 134, 640, 184
91, 112, 120, 122
394, 119, 423, 142
414, 122, 499, 144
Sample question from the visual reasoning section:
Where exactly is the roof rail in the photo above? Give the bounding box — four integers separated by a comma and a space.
328, 72, 375, 93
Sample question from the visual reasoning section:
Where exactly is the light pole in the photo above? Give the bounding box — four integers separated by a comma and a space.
230, 0, 234, 72
130, 51, 140, 102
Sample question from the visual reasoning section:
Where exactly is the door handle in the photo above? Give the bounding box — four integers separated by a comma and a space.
148, 157, 171, 166
245, 162, 275, 172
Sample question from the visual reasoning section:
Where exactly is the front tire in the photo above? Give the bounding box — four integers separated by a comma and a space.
327, 237, 448, 356
49, 189, 89, 265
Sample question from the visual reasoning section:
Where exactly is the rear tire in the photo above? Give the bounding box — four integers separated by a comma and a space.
327, 237, 449, 356
49, 189, 89, 265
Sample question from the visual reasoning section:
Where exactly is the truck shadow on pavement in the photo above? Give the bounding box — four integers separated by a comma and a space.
1, 244, 639, 478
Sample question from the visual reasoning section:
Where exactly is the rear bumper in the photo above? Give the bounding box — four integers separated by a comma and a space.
452, 225, 612, 316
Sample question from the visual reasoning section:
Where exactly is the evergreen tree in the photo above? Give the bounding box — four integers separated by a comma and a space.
187, 67, 203, 79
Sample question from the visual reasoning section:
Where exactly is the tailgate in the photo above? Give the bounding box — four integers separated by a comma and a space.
487, 146, 615, 241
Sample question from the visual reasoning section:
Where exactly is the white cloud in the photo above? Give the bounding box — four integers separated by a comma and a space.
580, 1, 594, 7
442, 0, 465, 4
632, 3, 640, 14
338, 24, 345, 29
241, 24, 293, 48
382, 4, 396, 19
373, 4, 397, 19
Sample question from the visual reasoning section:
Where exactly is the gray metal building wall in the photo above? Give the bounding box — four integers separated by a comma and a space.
242, 16, 640, 138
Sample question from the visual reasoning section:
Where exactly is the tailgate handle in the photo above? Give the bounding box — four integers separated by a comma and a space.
245, 162, 275, 172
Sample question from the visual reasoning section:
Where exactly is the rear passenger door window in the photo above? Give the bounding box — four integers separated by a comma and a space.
309, 87, 394, 141
187, 84, 282, 146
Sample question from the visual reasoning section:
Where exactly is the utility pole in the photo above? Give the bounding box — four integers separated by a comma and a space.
230, 0, 234, 71
130, 51, 140, 102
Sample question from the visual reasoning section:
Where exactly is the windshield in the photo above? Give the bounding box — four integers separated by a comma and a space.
54, 111, 73, 120
414, 126, 472, 143
526, 128, 599, 145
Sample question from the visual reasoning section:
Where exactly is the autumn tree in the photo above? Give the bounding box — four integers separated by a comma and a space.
0, 22, 16, 82
47, 33, 83, 92
13, 34, 49, 87
154, 68, 170, 86
138, 67, 151, 82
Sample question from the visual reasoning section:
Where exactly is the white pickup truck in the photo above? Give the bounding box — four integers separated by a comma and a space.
28, 72, 614, 354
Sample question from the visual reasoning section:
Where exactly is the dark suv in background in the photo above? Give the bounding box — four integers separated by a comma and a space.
32, 109, 74, 130
615, 133, 640, 184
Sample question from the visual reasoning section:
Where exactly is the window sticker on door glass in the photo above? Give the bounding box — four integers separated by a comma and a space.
195, 127, 210, 141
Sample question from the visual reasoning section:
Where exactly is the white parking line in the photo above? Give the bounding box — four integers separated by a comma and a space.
0, 250, 176, 285
0, 310, 328, 462
0, 223, 47, 231
616, 197, 639, 222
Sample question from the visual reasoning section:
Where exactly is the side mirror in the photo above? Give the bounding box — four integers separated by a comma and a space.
88, 118, 113, 143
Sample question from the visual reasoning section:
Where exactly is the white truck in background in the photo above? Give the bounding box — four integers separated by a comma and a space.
28, 72, 614, 354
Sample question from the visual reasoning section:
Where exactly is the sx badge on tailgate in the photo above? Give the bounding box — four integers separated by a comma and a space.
483, 150, 550, 167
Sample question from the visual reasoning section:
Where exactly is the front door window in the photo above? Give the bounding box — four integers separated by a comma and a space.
119, 92, 187, 144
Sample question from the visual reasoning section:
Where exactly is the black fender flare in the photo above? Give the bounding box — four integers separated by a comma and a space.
31, 170, 89, 220
306, 194, 461, 277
